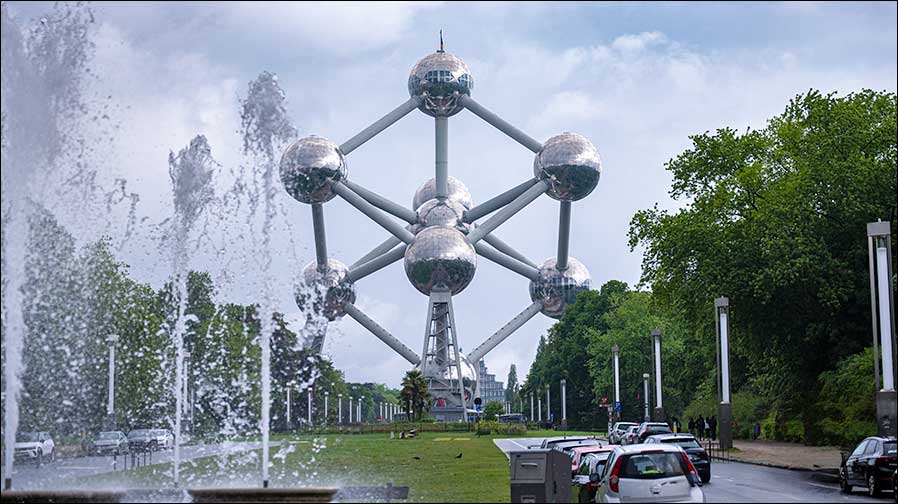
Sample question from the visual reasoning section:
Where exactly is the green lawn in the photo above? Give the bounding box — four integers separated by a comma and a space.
79, 429, 604, 502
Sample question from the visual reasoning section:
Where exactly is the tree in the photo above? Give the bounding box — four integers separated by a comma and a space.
400, 370, 431, 421
483, 400, 504, 421
505, 365, 518, 404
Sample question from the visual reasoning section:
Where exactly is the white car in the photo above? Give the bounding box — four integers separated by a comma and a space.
596, 444, 706, 503
621, 426, 640, 446
91, 431, 130, 455
609, 422, 638, 445
14, 431, 55, 465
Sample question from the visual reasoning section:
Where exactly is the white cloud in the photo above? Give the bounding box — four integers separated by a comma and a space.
611, 31, 666, 52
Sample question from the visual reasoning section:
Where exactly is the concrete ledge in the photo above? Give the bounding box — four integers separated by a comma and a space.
1, 488, 338, 504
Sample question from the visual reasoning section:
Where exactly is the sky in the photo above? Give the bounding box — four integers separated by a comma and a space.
5, 1, 897, 389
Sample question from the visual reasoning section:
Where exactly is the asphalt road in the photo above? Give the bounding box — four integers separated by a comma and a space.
1, 441, 279, 490
494, 437, 892, 503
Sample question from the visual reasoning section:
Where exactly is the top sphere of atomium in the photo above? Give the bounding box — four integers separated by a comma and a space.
534, 132, 601, 201
280, 135, 346, 204
413, 176, 474, 211
529, 257, 591, 319
296, 258, 356, 321
408, 51, 473, 117
404, 226, 477, 296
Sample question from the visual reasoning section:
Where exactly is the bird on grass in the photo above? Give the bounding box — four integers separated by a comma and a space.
455, 453, 463, 459
413, 455, 421, 460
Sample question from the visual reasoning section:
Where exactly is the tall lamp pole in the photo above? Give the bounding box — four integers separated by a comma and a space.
324, 391, 329, 426
642, 373, 650, 423
715, 297, 733, 449
612, 344, 621, 422
652, 329, 665, 422
106, 334, 119, 429
868, 221, 897, 437
560, 379, 567, 430
338, 394, 343, 425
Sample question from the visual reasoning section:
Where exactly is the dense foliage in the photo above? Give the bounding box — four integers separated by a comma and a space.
523, 90, 896, 445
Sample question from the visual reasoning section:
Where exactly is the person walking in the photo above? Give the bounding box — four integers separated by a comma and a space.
709, 415, 717, 440
697, 414, 705, 440
688, 417, 695, 436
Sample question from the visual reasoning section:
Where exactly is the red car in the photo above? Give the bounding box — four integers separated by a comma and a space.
570, 445, 613, 475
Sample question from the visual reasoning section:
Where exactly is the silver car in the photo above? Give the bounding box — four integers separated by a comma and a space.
127, 429, 174, 452
596, 444, 705, 503
91, 431, 129, 455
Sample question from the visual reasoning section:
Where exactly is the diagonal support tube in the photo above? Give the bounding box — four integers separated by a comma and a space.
340, 96, 422, 155
346, 244, 406, 284
351, 235, 403, 269
482, 233, 539, 270
557, 200, 571, 271
464, 178, 539, 223
342, 179, 418, 224
343, 302, 421, 365
311, 203, 328, 269
459, 95, 543, 153
467, 301, 543, 363
474, 242, 539, 281
467, 180, 550, 244
332, 181, 416, 244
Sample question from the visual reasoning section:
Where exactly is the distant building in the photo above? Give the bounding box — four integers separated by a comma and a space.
477, 359, 506, 406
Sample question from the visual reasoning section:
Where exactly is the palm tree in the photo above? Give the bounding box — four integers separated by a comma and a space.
401, 370, 431, 421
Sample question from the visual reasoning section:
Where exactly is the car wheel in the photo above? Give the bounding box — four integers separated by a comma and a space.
868, 472, 880, 497
36, 450, 43, 467
49, 450, 55, 463
701, 474, 711, 484
839, 468, 852, 493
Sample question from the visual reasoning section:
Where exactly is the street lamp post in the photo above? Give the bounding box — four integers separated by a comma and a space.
868, 221, 897, 437
612, 344, 621, 422
324, 391, 329, 426
530, 392, 534, 422
106, 334, 119, 429
338, 394, 343, 425
286, 386, 292, 429
349, 396, 353, 424
359, 396, 364, 424
546, 385, 551, 425
652, 328, 665, 422
307, 387, 313, 430
537, 395, 542, 423
715, 297, 733, 449
560, 379, 567, 430
642, 373, 650, 423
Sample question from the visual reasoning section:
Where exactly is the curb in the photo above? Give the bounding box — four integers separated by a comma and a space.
721, 456, 840, 482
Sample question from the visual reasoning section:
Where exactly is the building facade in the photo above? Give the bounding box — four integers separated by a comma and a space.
477, 359, 506, 406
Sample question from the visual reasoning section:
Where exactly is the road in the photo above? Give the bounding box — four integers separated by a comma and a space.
494, 437, 891, 503
1, 440, 280, 490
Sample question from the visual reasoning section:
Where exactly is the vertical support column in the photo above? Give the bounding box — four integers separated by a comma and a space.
359, 396, 364, 424
106, 335, 119, 429
530, 393, 534, 422
557, 201, 571, 271
652, 328, 665, 422
349, 396, 353, 424
716, 297, 733, 450
538, 396, 542, 422
435, 117, 449, 199
546, 385, 551, 425
311, 203, 328, 269
612, 345, 621, 422
642, 373, 650, 423
560, 379, 568, 430
869, 221, 897, 437
307, 387, 313, 429
324, 392, 329, 426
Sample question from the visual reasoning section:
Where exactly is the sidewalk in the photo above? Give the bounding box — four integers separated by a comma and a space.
727, 439, 843, 471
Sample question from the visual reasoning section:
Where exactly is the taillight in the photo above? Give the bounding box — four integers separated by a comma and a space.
680, 451, 699, 484
609, 457, 622, 493
876, 456, 896, 466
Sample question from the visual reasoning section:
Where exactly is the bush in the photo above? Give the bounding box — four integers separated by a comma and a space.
475, 421, 527, 436
811, 347, 877, 446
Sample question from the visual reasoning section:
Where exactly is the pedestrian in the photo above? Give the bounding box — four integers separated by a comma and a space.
703, 416, 710, 440
673, 417, 680, 433
753, 421, 761, 440
710, 415, 717, 440
697, 414, 705, 440
688, 417, 695, 435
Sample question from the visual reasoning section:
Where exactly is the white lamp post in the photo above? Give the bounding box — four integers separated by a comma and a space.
612, 344, 621, 422
546, 385, 551, 424
286, 386, 292, 428
642, 373, 650, 422
652, 328, 665, 421
715, 297, 733, 449
338, 394, 343, 425
349, 396, 353, 424
868, 221, 897, 437
324, 391, 329, 426
359, 396, 364, 424
106, 334, 119, 428
560, 379, 567, 430
307, 387, 313, 429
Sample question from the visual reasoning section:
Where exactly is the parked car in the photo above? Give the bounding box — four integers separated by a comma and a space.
14, 431, 55, 466
645, 433, 711, 483
609, 422, 638, 445
840, 436, 897, 497
91, 431, 130, 455
596, 444, 705, 503
553, 438, 603, 458
636, 422, 673, 443
570, 445, 613, 476
127, 429, 174, 452
892, 469, 897, 503
621, 426, 640, 446
573, 451, 614, 503
497, 413, 525, 424
540, 435, 590, 449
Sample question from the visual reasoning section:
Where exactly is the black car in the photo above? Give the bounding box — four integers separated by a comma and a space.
636, 422, 673, 443
840, 436, 897, 497
572, 451, 613, 503
645, 433, 711, 483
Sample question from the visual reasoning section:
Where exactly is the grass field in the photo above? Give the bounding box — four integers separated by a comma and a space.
79, 429, 602, 502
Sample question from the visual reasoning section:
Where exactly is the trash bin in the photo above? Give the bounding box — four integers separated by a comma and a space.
509, 448, 571, 503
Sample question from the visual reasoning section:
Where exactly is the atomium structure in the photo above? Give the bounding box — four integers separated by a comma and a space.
281, 40, 601, 421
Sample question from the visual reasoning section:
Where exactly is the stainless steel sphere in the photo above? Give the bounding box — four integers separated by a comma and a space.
533, 132, 601, 201
279, 135, 347, 204
295, 259, 356, 321
408, 51, 473, 117
404, 226, 477, 295
414, 198, 469, 234
419, 351, 478, 402
412, 176, 473, 211
529, 257, 591, 319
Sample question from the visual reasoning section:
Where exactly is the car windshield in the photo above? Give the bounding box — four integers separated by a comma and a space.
620, 452, 686, 480
97, 432, 120, 440
16, 432, 39, 443
647, 426, 672, 434
128, 430, 150, 438
661, 438, 701, 449
885, 441, 897, 455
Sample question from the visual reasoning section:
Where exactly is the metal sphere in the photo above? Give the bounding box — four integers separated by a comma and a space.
404, 226, 477, 296
408, 51, 473, 117
414, 198, 469, 234
419, 351, 478, 402
279, 135, 347, 204
533, 132, 601, 201
529, 257, 591, 319
412, 176, 474, 211
295, 259, 356, 321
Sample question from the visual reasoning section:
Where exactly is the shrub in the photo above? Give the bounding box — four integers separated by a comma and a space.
475, 421, 527, 436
